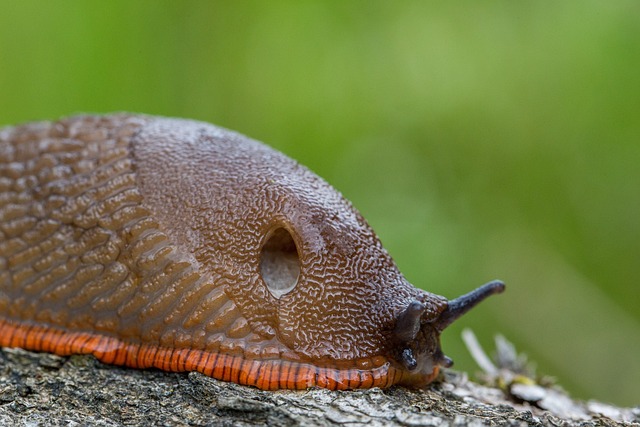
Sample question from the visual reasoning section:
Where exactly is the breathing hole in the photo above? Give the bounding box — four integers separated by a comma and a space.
260, 227, 301, 299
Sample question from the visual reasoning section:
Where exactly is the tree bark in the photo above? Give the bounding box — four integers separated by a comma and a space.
0, 347, 637, 426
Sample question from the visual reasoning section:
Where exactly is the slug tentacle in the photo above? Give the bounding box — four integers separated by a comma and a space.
393, 300, 426, 344
435, 280, 505, 331
401, 348, 418, 371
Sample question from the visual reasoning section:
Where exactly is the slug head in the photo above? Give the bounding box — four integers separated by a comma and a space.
390, 280, 505, 386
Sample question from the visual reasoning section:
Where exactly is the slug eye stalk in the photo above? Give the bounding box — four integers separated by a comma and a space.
436, 280, 505, 331
394, 300, 427, 343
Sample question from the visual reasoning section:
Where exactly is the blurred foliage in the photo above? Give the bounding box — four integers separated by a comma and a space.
1, 1, 638, 406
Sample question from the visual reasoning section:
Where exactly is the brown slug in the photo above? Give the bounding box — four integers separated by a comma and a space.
0, 114, 504, 390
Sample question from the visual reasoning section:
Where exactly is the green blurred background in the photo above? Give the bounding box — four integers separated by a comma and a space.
1, 1, 638, 406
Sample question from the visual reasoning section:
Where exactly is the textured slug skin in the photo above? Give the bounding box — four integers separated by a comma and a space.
0, 114, 450, 390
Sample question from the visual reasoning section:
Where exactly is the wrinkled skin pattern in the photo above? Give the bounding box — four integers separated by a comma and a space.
134, 117, 448, 362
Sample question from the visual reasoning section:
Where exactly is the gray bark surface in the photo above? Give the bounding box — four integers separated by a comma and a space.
0, 347, 637, 426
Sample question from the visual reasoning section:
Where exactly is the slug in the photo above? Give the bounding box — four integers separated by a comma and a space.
0, 114, 504, 390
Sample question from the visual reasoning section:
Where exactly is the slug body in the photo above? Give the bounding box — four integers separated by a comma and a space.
0, 114, 504, 390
